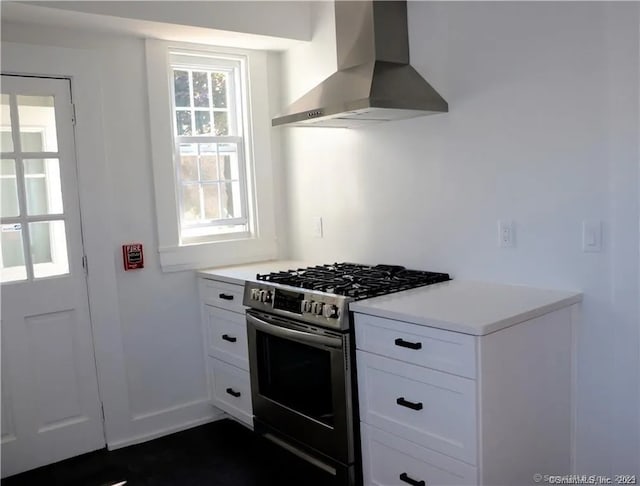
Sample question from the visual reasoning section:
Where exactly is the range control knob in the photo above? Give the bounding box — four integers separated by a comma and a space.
259, 290, 272, 303
323, 305, 340, 319
302, 300, 312, 313
250, 289, 261, 301
312, 301, 324, 315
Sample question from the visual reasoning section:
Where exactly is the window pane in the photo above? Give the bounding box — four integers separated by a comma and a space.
199, 151, 218, 181
24, 158, 44, 174
17, 95, 58, 152
213, 112, 228, 136
203, 184, 220, 220
0, 158, 15, 175
30, 221, 51, 264
1, 95, 13, 152
179, 143, 197, 155
178, 145, 198, 182
21, 132, 44, 152
195, 111, 211, 135
24, 159, 64, 216
26, 178, 47, 215
181, 184, 201, 222
174, 70, 190, 107
178, 142, 198, 183
192, 72, 209, 108
218, 144, 240, 180
176, 110, 192, 136
30, 220, 69, 278
1, 132, 13, 152
1, 159, 19, 217
221, 182, 242, 219
1, 223, 26, 282
211, 72, 227, 108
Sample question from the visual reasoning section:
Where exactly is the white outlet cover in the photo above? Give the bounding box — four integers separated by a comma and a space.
498, 220, 516, 248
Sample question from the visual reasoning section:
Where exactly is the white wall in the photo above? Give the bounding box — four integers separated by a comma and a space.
28, 1, 311, 41
282, 1, 640, 475
0, 18, 289, 446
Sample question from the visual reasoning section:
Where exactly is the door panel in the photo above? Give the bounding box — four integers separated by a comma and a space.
0, 75, 105, 478
28, 310, 84, 428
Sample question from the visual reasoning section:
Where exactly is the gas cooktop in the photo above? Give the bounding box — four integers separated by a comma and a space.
243, 263, 450, 331
256, 262, 450, 300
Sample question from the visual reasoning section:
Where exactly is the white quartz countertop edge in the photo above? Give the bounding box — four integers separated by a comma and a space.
349, 280, 583, 336
198, 260, 315, 286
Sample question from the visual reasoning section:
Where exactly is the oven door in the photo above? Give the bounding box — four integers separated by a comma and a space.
246, 310, 353, 467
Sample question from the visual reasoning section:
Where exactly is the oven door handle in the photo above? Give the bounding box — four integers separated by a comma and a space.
247, 313, 343, 349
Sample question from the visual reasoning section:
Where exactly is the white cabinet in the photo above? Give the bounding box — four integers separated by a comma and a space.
205, 306, 249, 371
208, 358, 253, 425
357, 351, 477, 465
355, 313, 476, 379
361, 424, 477, 486
355, 304, 577, 486
198, 277, 252, 427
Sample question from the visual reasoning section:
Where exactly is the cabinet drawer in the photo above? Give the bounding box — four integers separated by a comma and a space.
354, 313, 476, 379
210, 358, 253, 427
199, 278, 245, 313
205, 305, 249, 371
362, 424, 477, 486
357, 351, 477, 464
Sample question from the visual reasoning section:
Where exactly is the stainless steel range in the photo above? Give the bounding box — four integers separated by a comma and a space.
243, 263, 450, 485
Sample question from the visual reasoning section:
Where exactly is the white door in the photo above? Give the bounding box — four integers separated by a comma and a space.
0, 75, 105, 477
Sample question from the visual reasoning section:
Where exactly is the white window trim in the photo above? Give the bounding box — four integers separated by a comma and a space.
146, 40, 277, 272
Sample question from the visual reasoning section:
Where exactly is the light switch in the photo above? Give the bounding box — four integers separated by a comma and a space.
312, 216, 323, 239
582, 220, 602, 252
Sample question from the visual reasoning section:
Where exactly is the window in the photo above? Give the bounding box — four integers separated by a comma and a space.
1, 92, 69, 282
170, 53, 250, 243
146, 41, 277, 271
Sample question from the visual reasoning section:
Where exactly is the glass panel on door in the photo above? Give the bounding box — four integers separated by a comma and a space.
17, 95, 58, 152
29, 221, 69, 278
24, 159, 64, 216
1, 223, 27, 282
1, 159, 19, 218
1, 94, 13, 152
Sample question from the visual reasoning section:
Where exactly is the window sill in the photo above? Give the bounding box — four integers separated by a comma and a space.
158, 235, 277, 272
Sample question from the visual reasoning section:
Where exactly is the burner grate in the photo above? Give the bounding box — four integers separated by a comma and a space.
256, 263, 450, 299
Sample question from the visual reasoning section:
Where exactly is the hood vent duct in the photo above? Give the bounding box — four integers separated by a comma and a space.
272, 0, 448, 128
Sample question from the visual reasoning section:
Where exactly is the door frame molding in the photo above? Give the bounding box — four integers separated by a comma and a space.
1, 42, 132, 446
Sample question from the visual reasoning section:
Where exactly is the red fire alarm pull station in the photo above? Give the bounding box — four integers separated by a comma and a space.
123, 243, 144, 270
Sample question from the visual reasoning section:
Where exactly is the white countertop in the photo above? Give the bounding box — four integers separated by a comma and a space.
349, 280, 582, 336
198, 260, 314, 285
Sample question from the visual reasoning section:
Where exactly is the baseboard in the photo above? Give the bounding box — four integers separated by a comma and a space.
107, 400, 225, 450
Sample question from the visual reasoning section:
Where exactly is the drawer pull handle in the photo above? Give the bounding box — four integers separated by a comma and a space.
396, 397, 423, 411
219, 293, 234, 301
394, 338, 422, 350
399, 472, 425, 486
221, 334, 237, 343
226, 388, 241, 398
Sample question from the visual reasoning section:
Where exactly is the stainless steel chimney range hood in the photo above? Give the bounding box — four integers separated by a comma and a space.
272, 0, 448, 129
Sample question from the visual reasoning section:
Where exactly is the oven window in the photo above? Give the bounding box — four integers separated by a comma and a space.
256, 330, 334, 427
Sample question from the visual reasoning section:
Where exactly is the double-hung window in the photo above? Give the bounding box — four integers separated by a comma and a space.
170, 52, 249, 243
146, 41, 277, 271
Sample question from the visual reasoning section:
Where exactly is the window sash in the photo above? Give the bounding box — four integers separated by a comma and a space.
173, 135, 248, 236
170, 62, 241, 138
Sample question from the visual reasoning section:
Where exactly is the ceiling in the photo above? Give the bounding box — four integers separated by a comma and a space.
1, 1, 309, 51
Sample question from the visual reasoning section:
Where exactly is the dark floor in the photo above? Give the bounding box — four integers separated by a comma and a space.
3, 419, 334, 486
